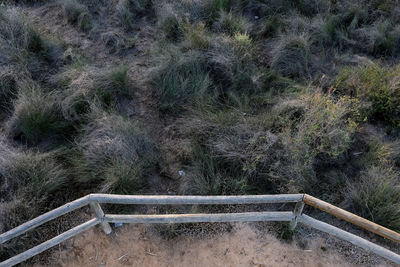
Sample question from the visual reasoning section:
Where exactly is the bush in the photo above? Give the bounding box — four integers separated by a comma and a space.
334, 63, 400, 127
6, 87, 69, 144
347, 166, 400, 231
290, 91, 358, 164
75, 113, 157, 194
182, 117, 297, 195
271, 34, 311, 79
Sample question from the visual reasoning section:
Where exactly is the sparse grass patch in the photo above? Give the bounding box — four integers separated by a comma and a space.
75, 113, 157, 194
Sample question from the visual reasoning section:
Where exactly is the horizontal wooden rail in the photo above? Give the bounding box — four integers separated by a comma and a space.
103, 211, 294, 224
89, 193, 304, 205
299, 215, 400, 264
303, 194, 400, 243
1, 193, 400, 267
0, 219, 100, 267
0, 196, 90, 244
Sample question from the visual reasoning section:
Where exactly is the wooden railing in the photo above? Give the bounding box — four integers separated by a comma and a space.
1, 193, 399, 266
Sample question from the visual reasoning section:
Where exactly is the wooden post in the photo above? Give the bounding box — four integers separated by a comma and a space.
90, 202, 112, 234
289, 201, 304, 230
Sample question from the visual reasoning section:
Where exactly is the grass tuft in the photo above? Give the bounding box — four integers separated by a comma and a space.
6, 87, 69, 145
347, 166, 400, 231
75, 113, 157, 194
271, 34, 310, 79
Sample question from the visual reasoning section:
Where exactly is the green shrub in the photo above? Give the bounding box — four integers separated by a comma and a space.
76, 113, 157, 194
271, 35, 310, 79
6, 87, 68, 144
334, 64, 400, 127
213, 11, 250, 35
347, 166, 400, 231
290, 91, 358, 164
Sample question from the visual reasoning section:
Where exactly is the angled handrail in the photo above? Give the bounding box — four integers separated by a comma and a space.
0, 193, 399, 266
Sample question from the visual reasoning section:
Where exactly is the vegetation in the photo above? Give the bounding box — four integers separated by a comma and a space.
2, 0, 400, 262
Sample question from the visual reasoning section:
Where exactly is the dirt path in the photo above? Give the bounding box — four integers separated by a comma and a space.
39, 223, 367, 267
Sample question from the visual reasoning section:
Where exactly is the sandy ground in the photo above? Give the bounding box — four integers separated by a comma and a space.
38, 223, 368, 267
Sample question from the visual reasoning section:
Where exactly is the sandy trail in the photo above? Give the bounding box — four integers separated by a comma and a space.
40, 223, 365, 267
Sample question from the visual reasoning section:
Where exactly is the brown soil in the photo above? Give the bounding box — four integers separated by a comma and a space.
38, 223, 369, 267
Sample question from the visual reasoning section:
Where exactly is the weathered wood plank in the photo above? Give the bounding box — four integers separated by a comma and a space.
89, 202, 112, 234
0, 195, 90, 244
89, 194, 304, 205
103, 211, 295, 224
0, 218, 99, 267
303, 194, 400, 243
289, 200, 305, 230
299, 214, 400, 264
